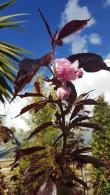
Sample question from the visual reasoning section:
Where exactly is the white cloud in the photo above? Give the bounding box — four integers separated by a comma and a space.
73, 60, 110, 103
65, 33, 88, 54
88, 33, 101, 45
61, 0, 95, 27
0, 97, 31, 131
60, 0, 100, 54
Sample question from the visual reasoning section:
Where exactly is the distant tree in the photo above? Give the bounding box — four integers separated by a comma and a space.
92, 95, 110, 195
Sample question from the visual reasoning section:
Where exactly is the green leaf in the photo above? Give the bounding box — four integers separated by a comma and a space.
0, 13, 26, 22
0, 0, 16, 11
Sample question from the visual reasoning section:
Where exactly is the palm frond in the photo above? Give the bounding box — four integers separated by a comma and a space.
0, 0, 31, 103
0, 0, 16, 11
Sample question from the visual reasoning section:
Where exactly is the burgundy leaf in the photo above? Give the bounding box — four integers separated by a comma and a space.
71, 115, 90, 124
34, 81, 41, 93
12, 60, 40, 100
64, 82, 77, 115
12, 53, 51, 101
38, 53, 51, 66
27, 170, 48, 184
74, 155, 106, 168
67, 81, 77, 105
74, 122, 103, 130
28, 122, 54, 139
58, 19, 89, 40
29, 163, 47, 172
24, 153, 48, 176
67, 53, 110, 72
19, 92, 42, 98
16, 100, 47, 117
72, 147, 91, 155
70, 104, 83, 121
18, 146, 45, 156
19, 58, 36, 72
75, 99, 98, 106
21, 146, 45, 154
74, 90, 93, 104
14, 146, 45, 163
15, 103, 39, 117
24, 163, 46, 176
31, 153, 47, 165
37, 177, 57, 195
34, 100, 47, 113
73, 176, 88, 189
38, 9, 52, 38
10, 163, 19, 171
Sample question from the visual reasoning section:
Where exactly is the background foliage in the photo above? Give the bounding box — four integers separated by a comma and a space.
92, 95, 110, 195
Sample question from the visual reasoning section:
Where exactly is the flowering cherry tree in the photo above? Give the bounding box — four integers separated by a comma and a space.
11, 9, 109, 195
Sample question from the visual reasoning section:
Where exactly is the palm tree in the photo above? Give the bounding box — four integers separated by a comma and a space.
0, 0, 29, 103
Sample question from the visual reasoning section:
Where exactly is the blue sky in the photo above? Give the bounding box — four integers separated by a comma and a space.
1, 0, 110, 59
1, 0, 110, 130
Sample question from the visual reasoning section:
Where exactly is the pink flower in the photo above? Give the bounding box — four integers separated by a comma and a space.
76, 69, 83, 78
54, 58, 83, 81
56, 85, 71, 100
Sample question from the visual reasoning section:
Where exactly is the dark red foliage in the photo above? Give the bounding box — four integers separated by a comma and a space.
13, 146, 45, 164
24, 153, 47, 176
16, 100, 47, 117
13, 59, 40, 100
73, 155, 106, 168
73, 122, 103, 131
12, 53, 51, 101
19, 58, 37, 72
75, 90, 94, 103
71, 115, 90, 124
27, 170, 48, 183
28, 121, 54, 139
75, 99, 98, 106
17, 146, 45, 157
70, 104, 83, 121
72, 147, 91, 155
38, 53, 51, 66
66, 81, 77, 105
34, 81, 41, 93
67, 53, 110, 72
58, 19, 90, 40
71, 175, 88, 189
19, 92, 42, 98
38, 9, 52, 38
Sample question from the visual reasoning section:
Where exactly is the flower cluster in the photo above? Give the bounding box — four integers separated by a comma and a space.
54, 58, 83, 100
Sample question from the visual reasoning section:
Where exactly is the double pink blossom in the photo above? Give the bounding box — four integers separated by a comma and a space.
54, 58, 83, 82
54, 58, 83, 100
56, 85, 71, 100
